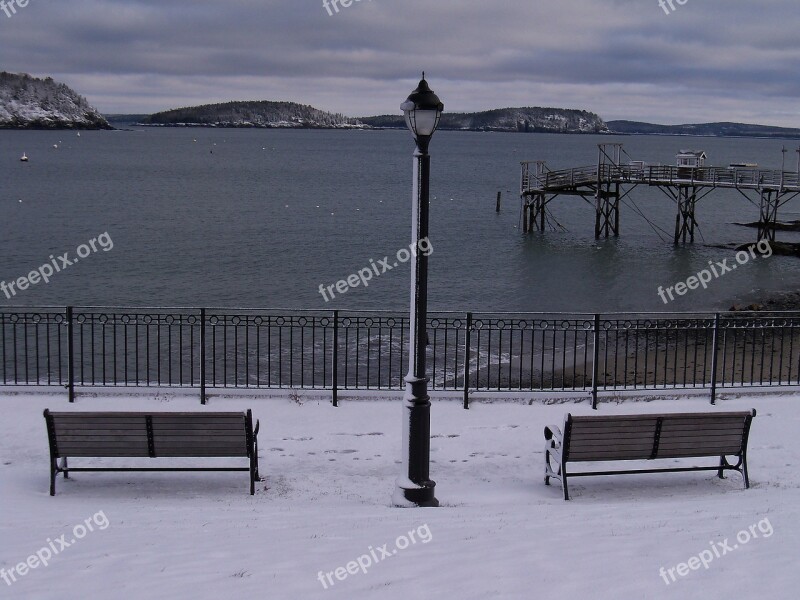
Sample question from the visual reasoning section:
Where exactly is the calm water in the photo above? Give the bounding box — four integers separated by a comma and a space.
1, 128, 798, 312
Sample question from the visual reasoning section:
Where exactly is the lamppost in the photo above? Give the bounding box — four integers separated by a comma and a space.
393, 74, 443, 508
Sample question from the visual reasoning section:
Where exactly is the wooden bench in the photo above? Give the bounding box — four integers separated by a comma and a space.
543, 410, 756, 500
43, 410, 261, 495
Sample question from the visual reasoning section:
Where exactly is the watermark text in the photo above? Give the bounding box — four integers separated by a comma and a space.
317, 523, 432, 589
1, 511, 110, 586
1, 232, 114, 300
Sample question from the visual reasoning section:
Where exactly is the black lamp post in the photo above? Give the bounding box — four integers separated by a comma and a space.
393, 74, 443, 508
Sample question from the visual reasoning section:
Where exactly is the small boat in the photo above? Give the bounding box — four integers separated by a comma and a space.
20, 153, 28, 162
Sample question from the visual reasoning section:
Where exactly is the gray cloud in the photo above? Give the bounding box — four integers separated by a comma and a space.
1, 0, 798, 125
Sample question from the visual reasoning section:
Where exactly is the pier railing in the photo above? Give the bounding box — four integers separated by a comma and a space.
3, 307, 800, 408
521, 162, 800, 194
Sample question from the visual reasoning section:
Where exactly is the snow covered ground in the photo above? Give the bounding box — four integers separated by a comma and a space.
1, 391, 797, 600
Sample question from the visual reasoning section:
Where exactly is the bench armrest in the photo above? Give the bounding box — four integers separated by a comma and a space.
253, 419, 260, 437
544, 425, 563, 448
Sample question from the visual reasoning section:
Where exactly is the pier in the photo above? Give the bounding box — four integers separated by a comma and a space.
520, 144, 800, 243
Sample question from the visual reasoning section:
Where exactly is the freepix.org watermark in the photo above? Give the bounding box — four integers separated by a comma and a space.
658, 0, 689, 15
657, 240, 772, 305
317, 523, 432, 590
1, 511, 110, 587
1, 232, 114, 300
1, 0, 30, 19
323, 0, 371, 17
318, 238, 433, 302
659, 517, 773, 585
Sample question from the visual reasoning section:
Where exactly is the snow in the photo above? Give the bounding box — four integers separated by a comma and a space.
0, 73, 108, 128
1, 391, 798, 599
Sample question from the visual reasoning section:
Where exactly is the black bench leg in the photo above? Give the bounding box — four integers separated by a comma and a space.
544, 449, 551, 486
562, 464, 570, 501
49, 458, 57, 496
61, 457, 69, 479
249, 454, 256, 495
742, 454, 750, 489
718, 456, 726, 480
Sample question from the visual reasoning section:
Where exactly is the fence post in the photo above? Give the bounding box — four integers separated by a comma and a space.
463, 312, 472, 409
710, 312, 720, 405
200, 308, 207, 405
332, 310, 339, 407
591, 313, 600, 410
66, 306, 75, 403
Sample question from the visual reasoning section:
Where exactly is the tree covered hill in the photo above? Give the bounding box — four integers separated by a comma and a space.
361, 107, 608, 133
140, 101, 366, 128
0, 72, 111, 129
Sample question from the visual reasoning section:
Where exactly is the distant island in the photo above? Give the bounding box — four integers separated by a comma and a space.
361, 107, 609, 133
607, 120, 800, 139
0, 72, 111, 130
139, 101, 367, 129
2, 71, 797, 137
135, 102, 608, 133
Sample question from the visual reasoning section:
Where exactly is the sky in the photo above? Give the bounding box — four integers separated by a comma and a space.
1, 0, 799, 126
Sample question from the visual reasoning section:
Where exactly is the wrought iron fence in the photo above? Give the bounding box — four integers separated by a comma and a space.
2, 307, 799, 408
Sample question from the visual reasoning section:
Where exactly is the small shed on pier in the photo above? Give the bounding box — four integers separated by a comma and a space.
676, 150, 707, 168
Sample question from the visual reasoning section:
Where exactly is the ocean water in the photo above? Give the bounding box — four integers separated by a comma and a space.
1, 128, 798, 312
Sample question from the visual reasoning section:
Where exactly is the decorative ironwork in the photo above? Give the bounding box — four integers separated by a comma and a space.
2, 308, 799, 404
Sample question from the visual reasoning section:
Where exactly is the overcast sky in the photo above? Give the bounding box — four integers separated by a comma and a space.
2, 0, 799, 125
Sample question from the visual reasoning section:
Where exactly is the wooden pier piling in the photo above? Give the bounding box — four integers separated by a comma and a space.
520, 144, 800, 244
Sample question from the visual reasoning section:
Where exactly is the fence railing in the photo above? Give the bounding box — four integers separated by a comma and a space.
2, 307, 799, 408
521, 161, 800, 194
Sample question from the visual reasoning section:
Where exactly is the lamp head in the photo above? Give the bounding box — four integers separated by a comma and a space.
401, 73, 444, 145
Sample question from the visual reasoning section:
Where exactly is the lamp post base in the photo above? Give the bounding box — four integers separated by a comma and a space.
392, 480, 439, 508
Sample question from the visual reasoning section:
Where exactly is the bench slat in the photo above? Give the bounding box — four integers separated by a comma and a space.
570, 425, 658, 435
658, 442, 744, 452
570, 411, 752, 422
569, 451, 653, 461
55, 426, 147, 435
150, 424, 246, 433
570, 429, 656, 448
155, 450, 248, 457
154, 439, 247, 446
56, 447, 151, 457
54, 420, 146, 426
658, 433, 745, 443
48, 412, 246, 418
56, 435, 149, 442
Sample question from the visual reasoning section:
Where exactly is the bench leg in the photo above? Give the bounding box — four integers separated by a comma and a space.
562, 468, 570, 501
742, 454, 750, 489
49, 458, 57, 496
544, 448, 552, 486
61, 457, 69, 479
718, 456, 726, 480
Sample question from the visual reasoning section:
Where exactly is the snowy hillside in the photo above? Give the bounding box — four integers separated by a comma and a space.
0, 72, 111, 130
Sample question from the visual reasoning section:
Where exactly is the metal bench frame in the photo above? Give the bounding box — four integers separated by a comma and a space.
544, 410, 756, 500
44, 410, 261, 495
